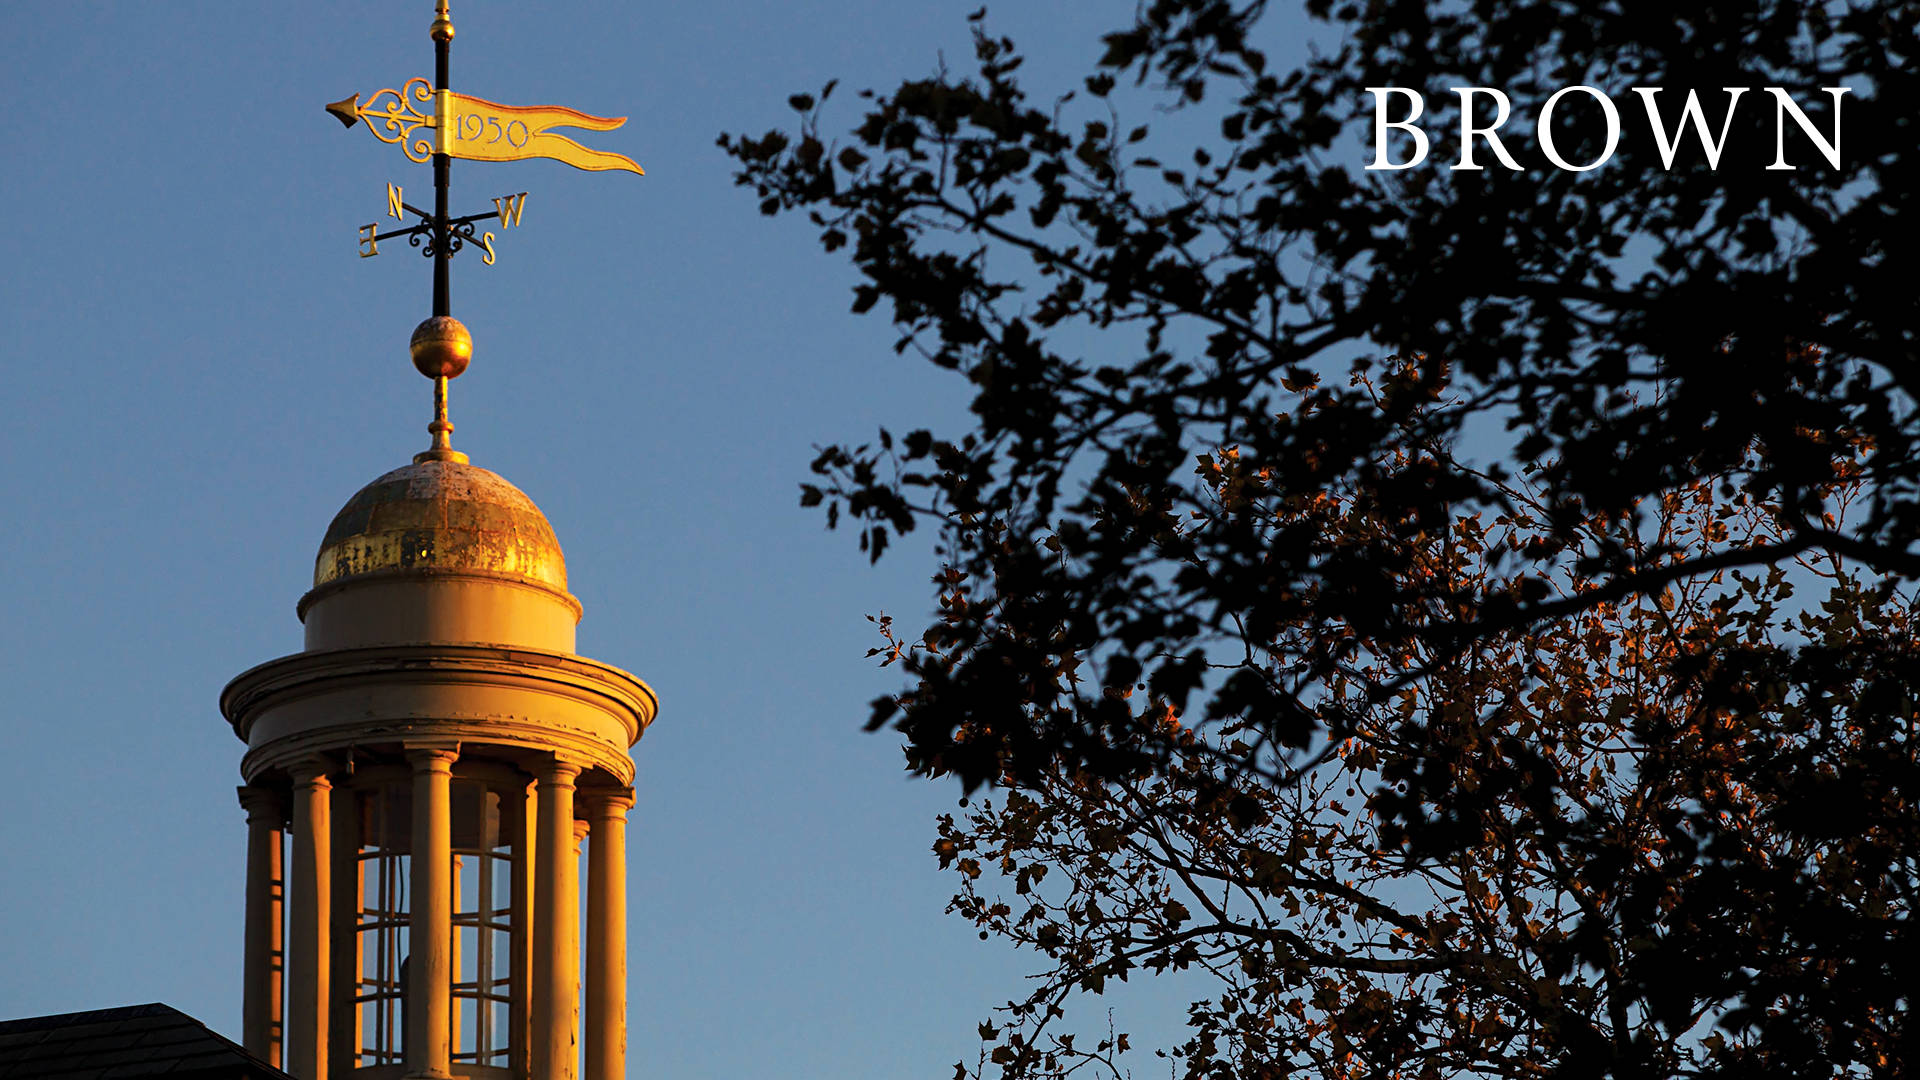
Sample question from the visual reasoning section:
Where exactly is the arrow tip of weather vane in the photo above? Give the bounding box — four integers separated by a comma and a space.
325, 94, 361, 129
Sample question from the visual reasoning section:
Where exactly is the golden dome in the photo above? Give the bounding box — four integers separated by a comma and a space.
313, 459, 568, 593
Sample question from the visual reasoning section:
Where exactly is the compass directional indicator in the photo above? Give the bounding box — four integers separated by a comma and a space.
325, 0, 643, 319
358, 183, 528, 270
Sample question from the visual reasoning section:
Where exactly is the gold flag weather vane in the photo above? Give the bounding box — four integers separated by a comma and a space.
326, 0, 640, 305
323, 1, 641, 463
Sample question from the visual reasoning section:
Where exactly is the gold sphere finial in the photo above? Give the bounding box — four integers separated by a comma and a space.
411, 316, 472, 464
430, 0, 455, 42
411, 315, 472, 379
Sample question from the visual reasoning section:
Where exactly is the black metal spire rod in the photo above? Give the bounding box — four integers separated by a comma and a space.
431, 4, 453, 317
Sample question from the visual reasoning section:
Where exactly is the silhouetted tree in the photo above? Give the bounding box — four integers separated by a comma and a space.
923, 431, 1913, 1077
722, 1, 1915, 1075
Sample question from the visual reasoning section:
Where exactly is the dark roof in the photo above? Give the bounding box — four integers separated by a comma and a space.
0, 1004, 290, 1080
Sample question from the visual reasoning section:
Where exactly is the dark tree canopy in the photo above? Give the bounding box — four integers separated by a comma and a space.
933, 468, 1914, 1079
722, 1, 1914, 1076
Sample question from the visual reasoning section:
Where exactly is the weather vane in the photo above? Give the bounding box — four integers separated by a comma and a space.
325, 0, 642, 463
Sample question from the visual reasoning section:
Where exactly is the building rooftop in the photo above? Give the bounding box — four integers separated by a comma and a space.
0, 1003, 289, 1080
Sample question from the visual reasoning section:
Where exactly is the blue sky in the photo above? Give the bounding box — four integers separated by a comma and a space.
0, 2, 1283, 1076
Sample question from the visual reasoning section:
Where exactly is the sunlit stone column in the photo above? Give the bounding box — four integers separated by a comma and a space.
329, 782, 362, 1079
509, 778, 536, 1079
572, 818, 589, 1049
239, 785, 286, 1066
582, 789, 633, 1080
532, 759, 583, 1080
288, 762, 333, 1080
407, 748, 459, 1079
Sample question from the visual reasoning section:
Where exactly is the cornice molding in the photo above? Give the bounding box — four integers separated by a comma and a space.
222, 643, 657, 745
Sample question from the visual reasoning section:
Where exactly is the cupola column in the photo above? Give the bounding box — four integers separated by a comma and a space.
329, 783, 363, 1079
508, 779, 536, 1080
288, 761, 334, 1080
238, 785, 286, 1066
583, 789, 634, 1080
532, 758, 583, 1080
406, 747, 461, 1079
572, 819, 590, 1046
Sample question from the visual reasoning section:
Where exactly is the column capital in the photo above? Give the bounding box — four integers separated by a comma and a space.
289, 757, 333, 788
534, 756, 583, 787
237, 784, 286, 823
579, 787, 636, 820
405, 745, 461, 771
